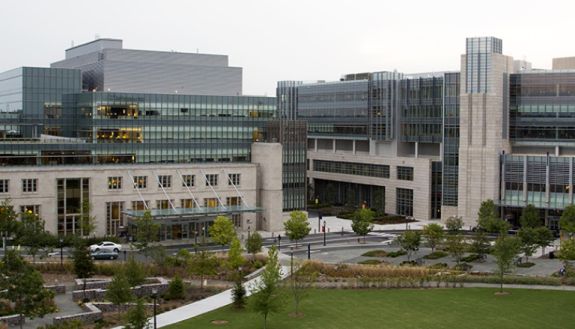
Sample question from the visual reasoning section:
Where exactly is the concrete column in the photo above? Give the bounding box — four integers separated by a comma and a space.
332, 139, 336, 153
314, 138, 318, 152
570, 157, 573, 204
545, 154, 550, 205
500, 155, 506, 201
352, 140, 356, 155
415, 142, 419, 158
523, 156, 528, 203
555, 145, 560, 156
251, 143, 283, 232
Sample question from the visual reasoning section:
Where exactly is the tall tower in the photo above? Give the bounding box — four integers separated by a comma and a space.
458, 37, 514, 226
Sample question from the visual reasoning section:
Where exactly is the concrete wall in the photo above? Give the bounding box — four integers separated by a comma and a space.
251, 143, 284, 232
457, 52, 514, 226
307, 149, 434, 220
552, 57, 575, 70
0, 163, 258, 236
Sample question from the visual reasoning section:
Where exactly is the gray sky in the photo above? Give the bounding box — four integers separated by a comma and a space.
2, 0, 575, 96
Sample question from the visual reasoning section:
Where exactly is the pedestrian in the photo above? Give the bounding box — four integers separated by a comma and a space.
560, 267, 566, 276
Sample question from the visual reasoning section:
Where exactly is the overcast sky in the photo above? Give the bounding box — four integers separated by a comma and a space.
2, 0, 575, 96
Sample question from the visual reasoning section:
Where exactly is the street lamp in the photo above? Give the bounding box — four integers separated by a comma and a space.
152, 288, 158, 329
247, 226, 251, 240
277, 234, 281, 251
59, 238, 63, 267
323, 220, 326, 246
290, 246, 294, 277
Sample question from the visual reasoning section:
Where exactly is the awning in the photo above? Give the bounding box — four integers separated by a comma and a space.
123, 205, 262, 220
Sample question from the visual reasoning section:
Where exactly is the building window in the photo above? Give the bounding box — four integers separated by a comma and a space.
131, 201, 149, 211
57, 178, 90, 236
0, 180, 8, 193
158, 175, 172, 188
106, 202, 124, 237
396, 188, 414, 217
182, 175, 195, 188
205, 174, 218, 186
397, 166, 414, 181
133, 176, 147, 189
313, 160, 390, 179
20, 205, 41, 219
156, 199, 173, 209
22, 179, 38, 193
108, 176, 123, 190
204, 198, 219, 208
181, 199, 196, 208
228, 173, 240, 186
227, 196, 241, 206
231, 214, 241, 228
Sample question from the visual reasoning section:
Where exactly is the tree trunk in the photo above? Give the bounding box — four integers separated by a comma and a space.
500, 272, 503, 293
264, 312, 268, 329
19, 313, 23, 329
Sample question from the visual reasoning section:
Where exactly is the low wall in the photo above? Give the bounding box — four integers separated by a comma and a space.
72, 277, 169, 302
53, 303, 102, 325
0, 314, 23, 327
45, 284, 66, 295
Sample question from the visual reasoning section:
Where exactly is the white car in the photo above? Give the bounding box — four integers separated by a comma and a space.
89, 241, 122, 253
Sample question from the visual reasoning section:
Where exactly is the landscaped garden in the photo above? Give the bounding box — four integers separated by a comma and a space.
166, 288, 575, 329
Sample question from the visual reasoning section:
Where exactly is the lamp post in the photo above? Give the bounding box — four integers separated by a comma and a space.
194, 230, 198, 246
290, 246, 294, 277
277, 234, 281, 251
59, 238, 63, 267
323, 220, 326, 246
247, 225, 251, 240
152, 288, 158, 329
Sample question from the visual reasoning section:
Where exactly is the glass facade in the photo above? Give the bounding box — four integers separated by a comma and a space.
396, 188, 414, 217
314, 179, 385, 211
400, 75, 443, 143
442, 72, 460, 207
313, 160, 390, 179
465, 37, 502, 93
510, 72, 575, 144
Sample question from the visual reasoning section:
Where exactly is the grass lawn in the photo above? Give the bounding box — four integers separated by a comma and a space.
166, 288, 575, 329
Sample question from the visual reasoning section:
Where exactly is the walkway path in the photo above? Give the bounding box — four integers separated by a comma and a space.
21, 284, 83, 329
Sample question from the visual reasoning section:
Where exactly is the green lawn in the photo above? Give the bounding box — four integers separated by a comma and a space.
166, 288, 575, 329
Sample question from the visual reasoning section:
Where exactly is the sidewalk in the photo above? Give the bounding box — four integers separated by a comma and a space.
22, 284, 83, 329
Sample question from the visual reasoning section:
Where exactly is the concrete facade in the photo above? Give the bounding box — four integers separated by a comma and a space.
251, 142, 284, 232
552, 56, 575, 70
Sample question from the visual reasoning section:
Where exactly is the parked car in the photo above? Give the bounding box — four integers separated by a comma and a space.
91, 250, 119, 260
89, 241, 122, 253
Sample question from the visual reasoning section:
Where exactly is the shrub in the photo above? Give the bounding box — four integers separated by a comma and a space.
358, 259, 383, 265
400, 260, 417, 266
386, 250, 407, 258
362, 250, 387, 257
37, 320, 84, 329
164, 275, 185, 300
124, 257, 147, 287
428, 263, 449, 270
300, 261, 431, 280
423, 251, 448, 260
461, 254, 484, 263
231, 279, 247, 309
453, 263, 473, 271
516, 262, 536, 268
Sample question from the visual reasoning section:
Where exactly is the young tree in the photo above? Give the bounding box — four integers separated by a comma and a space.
470, 231, 490, 261
283, 211, 311, 248
559, 238, 575, 261
249, 246, 285, 329
132, 210, 160, 257
534, 226, 554, 257
187, 250, 219, 290
0, 200, 20, 249
232, 275, 247, 309
351, 208, 375, 243
422, 223, 444, 252
518, 227, 538, 262
72, 242, 95, 301
477, 199, 509, 234
445, 216, 463, 234
290, 260, 315, 317
560, 204, 575, 235
246, 231, 263, 260
397, 231, 421, 261
520, 204, 541, 229
227, 237, 245, 271
106, 272, 134, 315
124, 256, 147, 287
79, 200, 96, 237
492, 235, 521, 293
165, 275, 185, 300
125, 298, 150, 329
209, 215, 236, 246
17, 211, 46, 262
0, 250, 55, 329
446, 234, 466, 265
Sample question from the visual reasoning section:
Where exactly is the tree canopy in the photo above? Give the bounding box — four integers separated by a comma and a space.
520, 204, 541, 229
422, 223, 444, 252
560, 204, 575, 234
283, 211, 311, 248
209, 215, 236, 246
351, 208, 375, 243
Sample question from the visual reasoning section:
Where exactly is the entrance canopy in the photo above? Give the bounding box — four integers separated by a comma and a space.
123, 205, 262, 221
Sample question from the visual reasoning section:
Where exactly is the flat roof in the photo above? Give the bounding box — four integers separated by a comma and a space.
123, 205, 262, 219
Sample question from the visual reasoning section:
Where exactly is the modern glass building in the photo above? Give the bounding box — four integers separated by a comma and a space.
0, 39, 306, 238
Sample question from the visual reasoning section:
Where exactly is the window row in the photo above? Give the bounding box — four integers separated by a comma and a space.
0, 179, 38, 193
108, 173, 241, 190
